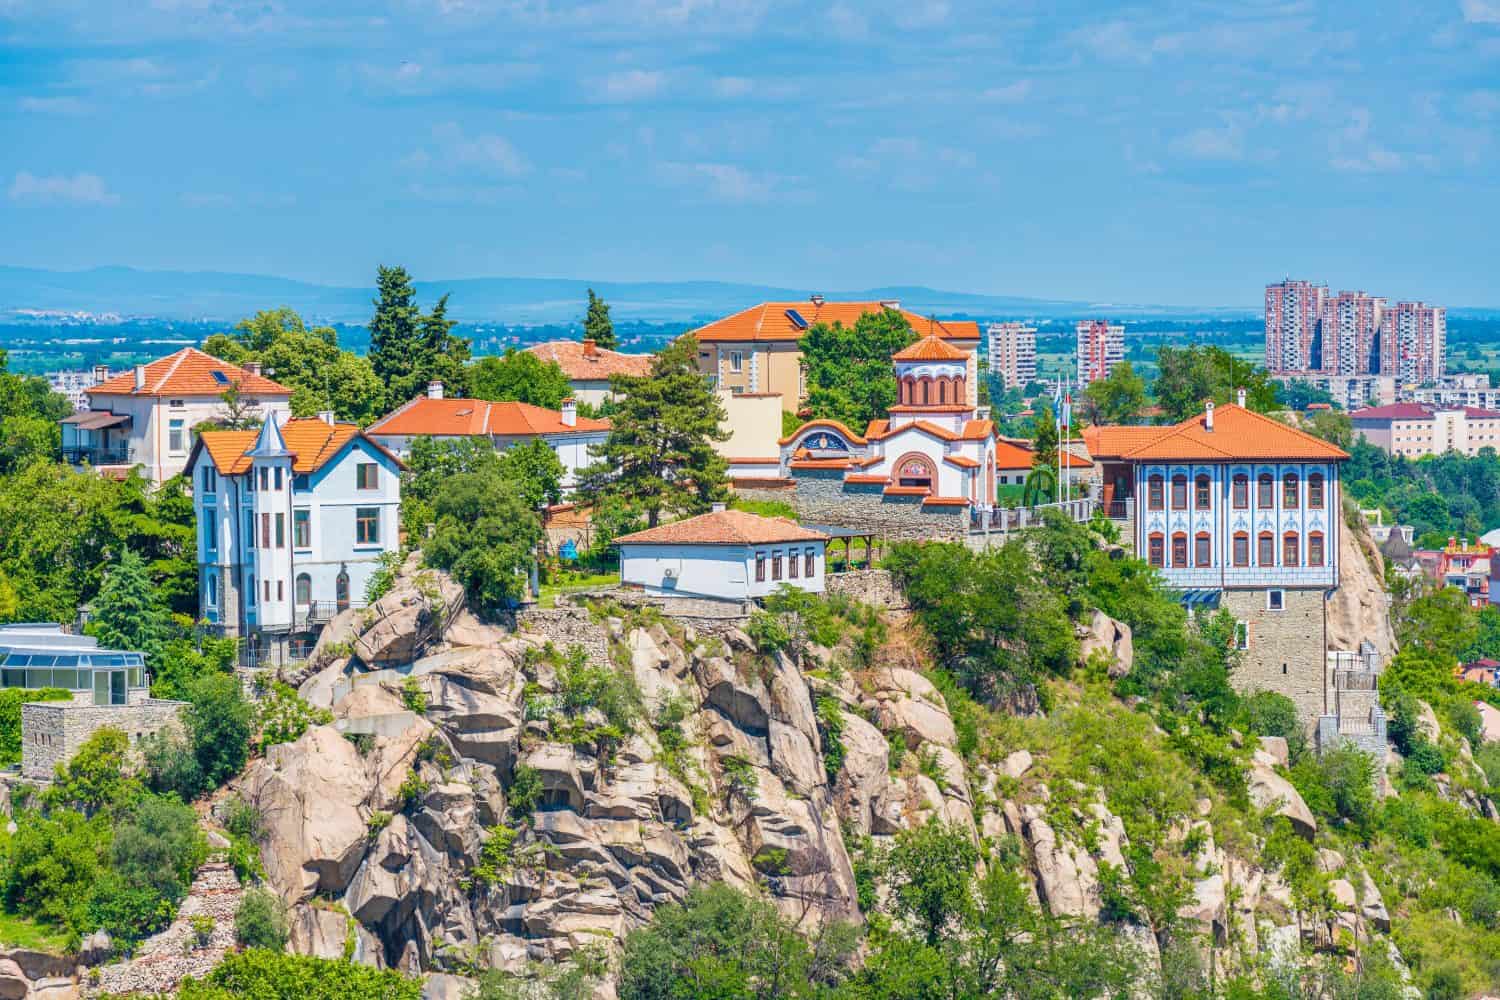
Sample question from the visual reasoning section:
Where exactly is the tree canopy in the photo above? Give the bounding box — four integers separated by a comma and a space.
1081, 361, 1147, 426
801, 309, 918, 431
1152, 345, 1276, 422
469, 349, 572, 410
424, 469, 545, 610
584, 288, 616, 350
368, 266, 471, 406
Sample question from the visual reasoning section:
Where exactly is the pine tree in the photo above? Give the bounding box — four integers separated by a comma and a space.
89, 548, 172, 658
367, 265, 423, 404
419, 293, 472, 399
577, 335, 728, 526
584, 288, 616, 350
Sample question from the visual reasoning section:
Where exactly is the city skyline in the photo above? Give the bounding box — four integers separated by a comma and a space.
2, 1, 1498, 306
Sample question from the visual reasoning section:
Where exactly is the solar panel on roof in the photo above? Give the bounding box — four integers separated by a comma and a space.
211, 370, 230, 385
784, 309, 809, 330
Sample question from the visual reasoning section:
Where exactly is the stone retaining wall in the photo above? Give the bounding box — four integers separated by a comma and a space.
515, 606, 613, 668
827, 569, 909, 610
22, 698, 186, 780
791, 469, 970, 540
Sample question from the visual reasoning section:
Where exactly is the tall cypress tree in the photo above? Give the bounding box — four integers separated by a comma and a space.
367, 265, 423, 405
577, 335, 728, 526
584, 288, 616, 349
419, 293, 472, 399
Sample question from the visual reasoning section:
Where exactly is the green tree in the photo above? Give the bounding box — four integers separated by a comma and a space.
801, 308, 918, 431
425, 470, 545, 610
1080, 361, 1147, 425
469, 350, 573, 410
234, 889, 289, 950
584, 288, 616, 349
368, 267, 472, 406
87, 547, 173, 659
0, 349, 70, 474
1153, 345, 1276, 422
185, 673, 253, 794
111, 794, 206, 900
177, 949, 422, 1000
46, 727, 140, 817
497, 438, 566, 508
578, 335, 728, 527
885, 820, 980, 945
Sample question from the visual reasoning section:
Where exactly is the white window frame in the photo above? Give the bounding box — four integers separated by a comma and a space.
1267, 588, 1284, 612
1234, 621, 1249, 650
168, 418, 187, 455
729, 350, 744, 373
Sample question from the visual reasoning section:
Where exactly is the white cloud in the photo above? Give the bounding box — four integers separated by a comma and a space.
1171, 124, 1243, 160
592, 69, 665, 103
981, 79, 1031, 104
1330, 148, 1405, 173
826, 3, 868, 40
1461, 0, 1500, 23
427, 122, 529, 176
8, 171, 119, 205
16, 96, 88, 114
658, 161, 776, 202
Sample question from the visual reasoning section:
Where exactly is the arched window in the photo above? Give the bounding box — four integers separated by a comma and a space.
1171, 474, 1188, 510
1283, 472, 1299, 508
1232, 532, 1249, 566
1308, 472, 1324, 509
1148, 474, 1165, 511
295, 573, 311, 607
1171, 532, 1188, 566
1257, 531, 1275, 566
937, 378, 949, 404
920, 379, 931, 405
1308, 531, 1325, 567
1194, 531, 1211, 567
1148, 534, 1164, 567
1283, 532, 1299, 567
1232, 473, 1249, 509
206, 571, 218, 608
335, 570, 350, 612
1194, 474, 1211, 510
1256, 473, 1274, 508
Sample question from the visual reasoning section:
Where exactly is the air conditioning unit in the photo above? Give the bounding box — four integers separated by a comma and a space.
662, 568, 678, 580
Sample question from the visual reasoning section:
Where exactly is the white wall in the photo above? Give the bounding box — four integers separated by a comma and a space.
367, 431, 605, 491
89, 392, 290, 483
619, 541, 826, 600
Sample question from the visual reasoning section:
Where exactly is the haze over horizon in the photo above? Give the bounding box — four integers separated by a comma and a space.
2, 1, 1498, 307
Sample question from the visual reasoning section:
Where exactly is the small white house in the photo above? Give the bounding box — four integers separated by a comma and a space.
184, 412, 403, 662
615, 508, 829, 602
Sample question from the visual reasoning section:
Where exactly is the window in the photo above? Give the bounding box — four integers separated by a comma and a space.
805, 548, 815, 577
247, 575, 255, 606
1267, 589, 1284, 611
1282, 473, 1299, 508
1194, 475, 1211, 510
357, 463, 378, 490
1308, 472, 1324, 509
201, 466, 217, 493
729, 351, 744, 373
205, 510, 217, 551
355, 507, 380, 545
263, 580, 271, 602
1233, 532, 1249, 567
1258, 532, 1274, 566
258, 467, 268, 491
1194, 532, 1211, 567
771, 551, 783, 581
1147, 475, 1164, 510
168, 418, 186, 454
261, 512, 271, 548
245, 512, 254, 550
1232, 474, 1248, 509
1283, 532, 1299, 567
755, 552, 766, 582
295, 574, 311, 606
294, 509, 310, 548
1171, 475, 1188, 510
207, 572, 218, 608
788, 549, 799, 578
336, 571, 349, 611
275, 512, 285, 549
1171, 532, 1188, 566
293, 474, 309, 491
277, 580, 284, 601
1234, 622, 1249, 650
1257, 473, 1274, 508
1308, 531, 1325, 567
169, 398, 185, 409
274, 467, 283, 491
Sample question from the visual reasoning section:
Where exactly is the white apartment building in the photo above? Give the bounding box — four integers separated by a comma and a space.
61, 348, 292, 484
184, 413, 403, 660
1075, 319, 1124, 387
1410, 374, 1500, 411
1350, 403, 1500, 458
986, 322, 1037, 390
1274, 374, 1397, 411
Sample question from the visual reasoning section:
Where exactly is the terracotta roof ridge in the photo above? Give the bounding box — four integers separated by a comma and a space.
153, 348, 192, 394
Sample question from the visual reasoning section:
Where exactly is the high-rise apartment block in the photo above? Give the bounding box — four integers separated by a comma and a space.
1265, 280, 1327, 374
1381, 301, 1446, 385
1075, 319, 1124, 386
987, 322, 1037, 390
1266, 279, 1445, 387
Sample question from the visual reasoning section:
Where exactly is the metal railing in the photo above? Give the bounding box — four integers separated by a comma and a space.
237, 638, 316, 670
1106, 498, 1135, 521
1330, 669, 1379, 692
294, 601, 346, 628
970, 497, 1096, 533
63, 445, 132, 466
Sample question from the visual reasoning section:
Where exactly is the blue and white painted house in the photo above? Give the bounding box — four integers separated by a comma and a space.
184, 412, 403, 661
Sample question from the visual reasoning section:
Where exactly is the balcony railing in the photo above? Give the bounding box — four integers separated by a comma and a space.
970, 497, 1095, 534
294, 600, 348, 628
1105, 497, 1135, 521
63, 445, 133, 466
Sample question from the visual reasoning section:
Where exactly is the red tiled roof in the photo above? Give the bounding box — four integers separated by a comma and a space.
892, 334, 968, 362
692, 301, 980, 344
88, 347, 291, 398
883, 485, 930, 496
367, 397, 609, 438
993, 440, 1036, 469
845, 473, 889, 484
614, 509, 827, 546
943, 455, 980, 468
1349, 403, 1434, 421
1086, 406, 1346, 462
922, 496, 971, 507
789, 457, 853, 470
194, 419, 386, 475
524, 340, 652, 381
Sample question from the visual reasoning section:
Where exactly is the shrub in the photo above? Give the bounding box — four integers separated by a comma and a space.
189, 915, 215, 949
185, 673, 253, 795
234, 889, 289, 951
255, 683, 332, 750
177, 948, 422, 1000
400, 675, 428, 714
472, 824, 518, 887
1289, 743, 1377, 835
111, 794, 206, 899
45, 727, 139, 816
1240, 690, 1308, 762
364, 550, 402, 604
815, 696, 846, 778
721, 755, 758, 802
396, 771, 428, 813
507, 764, 543, 820
366, 811, 393, 840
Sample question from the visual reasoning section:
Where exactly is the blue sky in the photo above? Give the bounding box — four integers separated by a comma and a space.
2, 0, 1498, 307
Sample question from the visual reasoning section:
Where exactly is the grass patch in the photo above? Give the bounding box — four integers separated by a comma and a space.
0, 910, 72, 953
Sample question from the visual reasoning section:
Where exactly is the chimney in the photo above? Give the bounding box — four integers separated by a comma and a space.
133, 364, 146, 392
879, 299, 901, 310
810, 294, 825, 307
582, 338, 598, 359
711, 501, 727, 513
243, 360, 262, 377
560, 397, 576, 427
1237, 387, 1246, 408
1205, 400, 1215, 431
92, 364, 109, 383
318, 410, 336, 426
427, 380, 444, 400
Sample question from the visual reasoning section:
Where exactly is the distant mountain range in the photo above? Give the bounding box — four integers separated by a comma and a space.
0, 265, 1275, 325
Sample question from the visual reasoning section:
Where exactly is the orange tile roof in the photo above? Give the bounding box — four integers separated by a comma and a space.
943, 455, 980, 469
845, 473, 889, 484
883, 485, 930, 496
891, 334, 968, 362
922, 496, 971, 507
778, 419, 867, 446
994, 440, 1036, 469
960, 419, 995, 440
524, 340, 652, 381
691, 301, 980, 344
789, 457, 853, 470
195, 419, 379, 475
367, 397, 610, 438
1086, 405, 1348, 462
614, 509, 828, 546
89, 347, 291, 398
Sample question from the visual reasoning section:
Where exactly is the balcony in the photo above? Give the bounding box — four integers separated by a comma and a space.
294, 600, 351, 629
1105, 497, 1135, 521
63, 444, 133, 467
